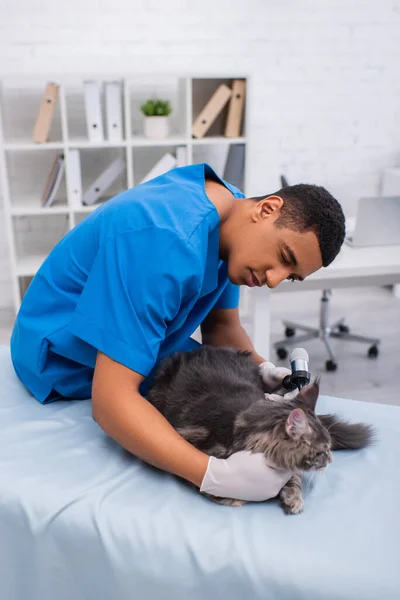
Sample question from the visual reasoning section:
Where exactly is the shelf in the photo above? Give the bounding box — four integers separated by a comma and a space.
16, 254, 47, 277
67, 138, 128, 149
1, 74, 249, 310
131, 136, 188, 147
10, 197, 69, 216
11, 205, 69, 216
2, 136, 247, 151
4, 140, 64, 151
73, 204, 101, 213
130, 136, 246, 146
191, 136, 246, 145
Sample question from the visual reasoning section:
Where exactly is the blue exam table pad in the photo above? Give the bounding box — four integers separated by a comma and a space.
0, 344, 399, 600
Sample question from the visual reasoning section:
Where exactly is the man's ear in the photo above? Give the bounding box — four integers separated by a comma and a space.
252, 195, 283, 222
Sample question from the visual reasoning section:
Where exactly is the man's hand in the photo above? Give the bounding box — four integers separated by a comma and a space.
200, 451, 291, 502
259, 361, 298, 401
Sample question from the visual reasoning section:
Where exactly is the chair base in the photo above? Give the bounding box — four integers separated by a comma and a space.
273, 290, 381, 371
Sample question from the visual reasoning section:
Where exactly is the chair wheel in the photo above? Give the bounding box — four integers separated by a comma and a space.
325, 360, 337, 372
338, 324, 349, 334
285, 327, 295, 338
276, 347, 288, 360
368, 345, 379, 358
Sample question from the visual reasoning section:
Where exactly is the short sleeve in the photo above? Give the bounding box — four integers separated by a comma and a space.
213, 280, 240, 310
68, 227, 201, 376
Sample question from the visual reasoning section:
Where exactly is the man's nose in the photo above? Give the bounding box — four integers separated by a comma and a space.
265, 268, 289, 289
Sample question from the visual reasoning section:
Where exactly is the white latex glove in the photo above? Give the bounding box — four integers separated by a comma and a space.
259, 361, 298, 401
200, 451, 292, 502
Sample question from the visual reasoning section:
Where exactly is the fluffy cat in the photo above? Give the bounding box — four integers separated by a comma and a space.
147, 346, 374, 513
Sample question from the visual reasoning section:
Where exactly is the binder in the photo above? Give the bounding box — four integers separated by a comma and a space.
176, 146, 187, 167
82, 157, 125, 206
67, 149, 82, 207
223, 144, 245, 191
40, 154, 65, 208
140, 153, 177, 184
83, 80, 104, 142
105, 81, 123, 142
33, 82, 59, 144
192, 84, 232, 138
224, 79, 246, 137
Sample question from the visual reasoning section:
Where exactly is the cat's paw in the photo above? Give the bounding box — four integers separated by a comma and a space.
202, 492, 246, 507
227, 499, 247, 507
280, 492, 304, 515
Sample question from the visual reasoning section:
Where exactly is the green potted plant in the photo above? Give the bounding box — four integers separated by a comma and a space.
140, 98, 172, 139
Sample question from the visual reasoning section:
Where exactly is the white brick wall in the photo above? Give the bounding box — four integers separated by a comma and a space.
1, 0, 400, 309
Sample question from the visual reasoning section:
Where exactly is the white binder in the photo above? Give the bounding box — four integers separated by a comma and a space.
140, 153, 177, 184
67, 149, 82, 207
83, 80, 104, 142
105, 81, 123, 142
82, 157, 125, 206
176, 146, 187, 167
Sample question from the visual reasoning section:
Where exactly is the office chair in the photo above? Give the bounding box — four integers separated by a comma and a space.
273, 176, 380, 372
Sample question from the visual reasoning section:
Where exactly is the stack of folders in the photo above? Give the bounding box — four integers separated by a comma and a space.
40, 151, 126, 208
41, 148, 186, 210
33, 80, 124, 144
41, 154, 65, 208
83, 80, 123, 142
191, 79, 246, 191
192, 79, 246, 139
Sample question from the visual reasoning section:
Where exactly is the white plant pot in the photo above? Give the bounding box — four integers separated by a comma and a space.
143, 116, 170, 139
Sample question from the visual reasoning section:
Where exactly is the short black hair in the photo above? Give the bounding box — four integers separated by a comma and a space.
252, 184, 345, 267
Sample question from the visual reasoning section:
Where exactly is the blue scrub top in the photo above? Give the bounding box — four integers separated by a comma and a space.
10, 163, 244, 403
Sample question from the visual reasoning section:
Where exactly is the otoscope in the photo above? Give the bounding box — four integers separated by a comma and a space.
282, 347, 311, 392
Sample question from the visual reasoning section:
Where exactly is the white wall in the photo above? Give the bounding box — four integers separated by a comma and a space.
1, 0, 400, 309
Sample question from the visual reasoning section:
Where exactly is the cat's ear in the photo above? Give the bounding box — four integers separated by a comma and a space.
296, 376, 320, 412
285, 408, 310, 439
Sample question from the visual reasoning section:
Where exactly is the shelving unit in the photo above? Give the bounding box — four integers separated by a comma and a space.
0, 75, 249, 313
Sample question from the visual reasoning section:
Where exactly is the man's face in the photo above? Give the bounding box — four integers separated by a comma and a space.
227, 198, 323, 289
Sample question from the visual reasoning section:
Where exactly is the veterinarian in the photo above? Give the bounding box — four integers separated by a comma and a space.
10, 163, 345, 502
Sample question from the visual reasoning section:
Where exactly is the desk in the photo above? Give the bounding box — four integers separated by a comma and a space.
250, 244, 400, 360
